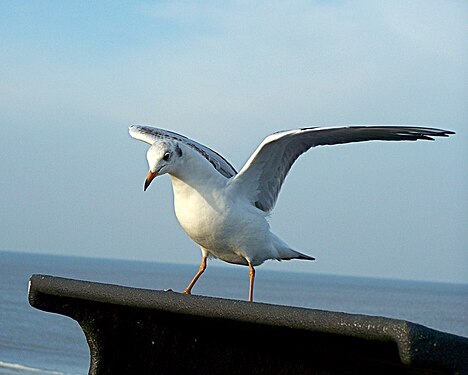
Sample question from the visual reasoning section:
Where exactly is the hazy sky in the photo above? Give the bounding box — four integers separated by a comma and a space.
1, 1, 466, 283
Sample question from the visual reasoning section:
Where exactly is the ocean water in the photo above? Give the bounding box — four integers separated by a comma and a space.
0, 250, 467, 375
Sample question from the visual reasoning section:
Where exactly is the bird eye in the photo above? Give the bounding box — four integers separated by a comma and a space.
162, 152, 171, 161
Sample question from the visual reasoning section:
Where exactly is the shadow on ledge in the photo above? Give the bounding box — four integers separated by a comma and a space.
28, 274, 467, 375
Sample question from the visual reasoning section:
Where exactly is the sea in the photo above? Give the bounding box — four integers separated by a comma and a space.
0, 250, 467, 375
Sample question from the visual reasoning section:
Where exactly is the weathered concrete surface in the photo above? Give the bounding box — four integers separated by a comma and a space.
28, 274, 467, 375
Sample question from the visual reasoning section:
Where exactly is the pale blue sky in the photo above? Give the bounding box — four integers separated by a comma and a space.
1, 1, 466, 283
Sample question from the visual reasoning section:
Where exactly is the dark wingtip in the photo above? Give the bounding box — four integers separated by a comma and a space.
416, 128, 455, 141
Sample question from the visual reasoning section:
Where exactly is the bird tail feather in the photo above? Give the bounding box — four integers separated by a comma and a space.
281, 249, 315, 261
271, 233, 315, 261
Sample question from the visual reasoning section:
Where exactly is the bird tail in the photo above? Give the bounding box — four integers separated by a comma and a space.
297, 252, 315, 261
281, 249, 315, 261
271, 233, 315, 261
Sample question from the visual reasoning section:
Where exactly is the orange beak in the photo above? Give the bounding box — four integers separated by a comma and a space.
144, 170, 158, 191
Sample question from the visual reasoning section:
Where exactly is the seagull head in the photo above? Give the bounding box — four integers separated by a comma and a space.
144, 140, 183, 191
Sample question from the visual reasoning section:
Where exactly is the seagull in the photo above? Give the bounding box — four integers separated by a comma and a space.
129, 125, 454, 302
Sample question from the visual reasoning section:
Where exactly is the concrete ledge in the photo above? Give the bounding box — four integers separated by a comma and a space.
28, 274, 467, 374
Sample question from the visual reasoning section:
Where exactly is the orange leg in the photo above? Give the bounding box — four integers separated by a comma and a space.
183, 256, 207, 295
248, 260, 255, 302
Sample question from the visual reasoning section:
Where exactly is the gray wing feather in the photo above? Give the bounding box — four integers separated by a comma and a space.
229, 126, 454, 212
129, 125, 237, 178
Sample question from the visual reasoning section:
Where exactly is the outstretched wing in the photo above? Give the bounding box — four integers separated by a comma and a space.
228, 126, 454, 213
129, 125, 237, 178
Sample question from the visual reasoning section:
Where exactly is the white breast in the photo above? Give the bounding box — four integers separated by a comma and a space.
169, 174, 273, 265
166, 145, 277, 265
170, 174, 228, 245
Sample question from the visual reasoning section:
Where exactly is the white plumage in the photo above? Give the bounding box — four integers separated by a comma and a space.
129, 125, 453, 301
